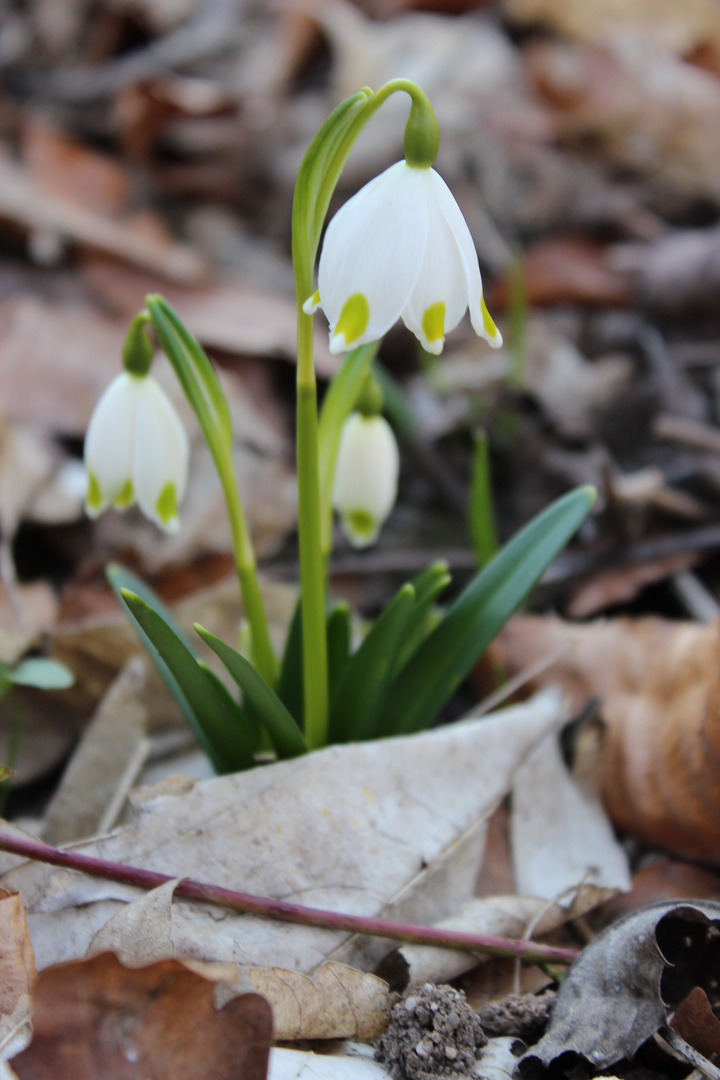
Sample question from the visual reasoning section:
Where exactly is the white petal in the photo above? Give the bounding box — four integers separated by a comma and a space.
132, 378, 189, 533
401, 185, 470, 355
332, 414, 399, 547
425, 168, 503, 349
318, 162, 430, 351
84, 372, 137, 517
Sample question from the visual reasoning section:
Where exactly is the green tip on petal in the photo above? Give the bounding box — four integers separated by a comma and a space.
155, 481, 179, 530
343, 509, 379, 547
303, 289, 321, 315
480, 295, 502, 347
422, 301, 445, 351
113, 478, 134, 510
86, 471, 104, 514
331, 293, 370, 352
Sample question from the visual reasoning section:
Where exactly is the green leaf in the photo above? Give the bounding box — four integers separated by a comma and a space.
0, 766, 12, 783
277, 597, 304, 730
9, 658, 74, 690
197, 661, 263, 755
329, 584, 416, 744
379, 486, 596, 736
327, 602, 351, 701
469, 429, 499, 567
194, 625, 307, 760
391, 562, 451, 681
119, 590, 254, 774
107, 563, 203, 736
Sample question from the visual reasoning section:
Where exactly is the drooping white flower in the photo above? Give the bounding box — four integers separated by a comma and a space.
304, 160, 502, 356
332, 413, 399, 547
84, 372, 189, 533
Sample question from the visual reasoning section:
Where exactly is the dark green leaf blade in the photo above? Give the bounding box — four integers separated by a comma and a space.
194, 626, 307, 760
107, 563, 202, 738
391, 563, 451, 681
330, 584, 415, 744
277, 596, 304, 730
380, 486, 595, 736
327, 601, 352, 702
197, 661, 263, 755
119, 590, 254, 774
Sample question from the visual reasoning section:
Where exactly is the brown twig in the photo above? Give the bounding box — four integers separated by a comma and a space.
0, 831, 579, 967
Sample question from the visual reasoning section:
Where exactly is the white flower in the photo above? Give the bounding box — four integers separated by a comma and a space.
84, 372, 189, 533
332, 413, 399, 547
304, 160, 503, 356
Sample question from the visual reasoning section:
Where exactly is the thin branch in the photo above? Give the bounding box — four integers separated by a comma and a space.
0, 831, 579, 967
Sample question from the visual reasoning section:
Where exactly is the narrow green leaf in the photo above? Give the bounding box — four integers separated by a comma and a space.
9, 658, 74, 690
329, 584, 416, 744
327, 602, 351, 702
197, 661, 263, 755
277, 597, 304, 730
391, 563, 451, 681
119, 590, 254, 774
379, 486, 596, 736
469, 429, 499, 567
195, 625, 307, 760
107, 563, 203, 738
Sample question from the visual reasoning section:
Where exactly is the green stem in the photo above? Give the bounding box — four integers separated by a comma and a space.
296, 312, 328, 750
215, 454, 278, 689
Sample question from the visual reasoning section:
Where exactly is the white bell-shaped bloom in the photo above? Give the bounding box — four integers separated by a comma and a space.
332, 413, 399, 547
85, 372, 189, 533
304, 160, 503, 356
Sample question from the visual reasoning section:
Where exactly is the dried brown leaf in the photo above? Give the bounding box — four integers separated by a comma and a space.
671, 986, 720, 1059
0, 890, 35, 1018
498, 614, 720, 863
10, 952, 272, 1080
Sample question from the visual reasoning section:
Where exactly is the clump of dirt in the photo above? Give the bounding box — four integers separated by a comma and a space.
376, 983, 487, 1080
477, 990, 556, 1045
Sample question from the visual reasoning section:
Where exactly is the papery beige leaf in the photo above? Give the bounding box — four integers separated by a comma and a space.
511, 729, 630, 901
0, 890, 35, 1019
3, 692, 566, 973
269, 1047, 391, 1080
88, 878, 390, 1040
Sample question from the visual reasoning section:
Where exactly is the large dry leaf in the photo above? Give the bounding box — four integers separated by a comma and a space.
9, 952, 272, 1080
86, 878, 389, 1040
498, 614, 720, 863
526, 900, 720, 1069
2, 692, 565, 973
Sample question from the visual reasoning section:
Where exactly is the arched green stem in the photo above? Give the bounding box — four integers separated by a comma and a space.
292, 79, 438, 751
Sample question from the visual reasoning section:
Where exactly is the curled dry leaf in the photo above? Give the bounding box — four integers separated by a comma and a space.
9, 952, 273, 1080
498, 614, 720, 864
525, 900, 720, 1070
671, 986, 720, 1061
0, 888, 35, 1053
87, 876, 390, 1040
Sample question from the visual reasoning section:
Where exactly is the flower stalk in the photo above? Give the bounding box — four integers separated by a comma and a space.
0, 831, 579, 967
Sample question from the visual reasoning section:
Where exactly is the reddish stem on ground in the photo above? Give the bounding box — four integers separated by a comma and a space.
0, 831, 579, 966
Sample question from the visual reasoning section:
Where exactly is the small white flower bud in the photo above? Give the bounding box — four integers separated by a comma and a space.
332, 413, 399, 548
84, 372, 189, 534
